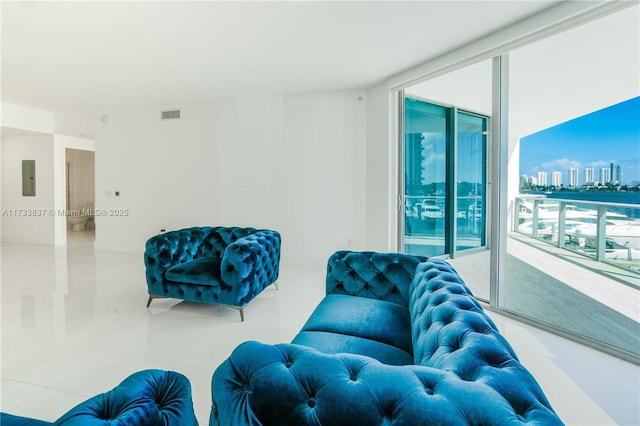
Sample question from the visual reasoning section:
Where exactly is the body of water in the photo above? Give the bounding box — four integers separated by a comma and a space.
522, 191, 640, 218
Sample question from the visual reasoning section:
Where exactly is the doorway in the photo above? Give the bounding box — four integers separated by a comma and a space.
65, 148, 95, 241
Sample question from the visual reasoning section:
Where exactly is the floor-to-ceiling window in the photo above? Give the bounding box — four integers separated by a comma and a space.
393, 4, 639, 362
501, 5, 639, 358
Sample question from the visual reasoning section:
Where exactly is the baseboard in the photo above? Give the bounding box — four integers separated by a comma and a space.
1, 235, 55, 245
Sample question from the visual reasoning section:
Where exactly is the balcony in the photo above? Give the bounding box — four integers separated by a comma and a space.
514, 196, 640, 271
504, 196, 640, 358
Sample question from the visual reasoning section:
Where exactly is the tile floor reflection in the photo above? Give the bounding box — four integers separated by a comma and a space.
1, 232, 639, 425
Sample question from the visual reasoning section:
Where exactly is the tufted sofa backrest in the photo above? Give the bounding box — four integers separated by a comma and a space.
55, 369, 197, 425
145, 226, 258, 265
211, 341, 563, 426
326, 251, 427, 307
409, 260, 559, 423
199, 227, 258, 258
144, 226, 259, 280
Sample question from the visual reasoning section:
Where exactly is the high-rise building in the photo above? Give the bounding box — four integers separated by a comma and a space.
405, 133, 424, 195
600, 168, 611, 185
552, 171, 563, 186
610, 163, 622, 185
569, 168, 579, 187
520, 175, 529, 186
584, 168, 595, 185
537, 171, 548, 186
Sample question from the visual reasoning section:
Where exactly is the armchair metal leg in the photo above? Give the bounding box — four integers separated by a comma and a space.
273, 281, 279, 290
230, 305, 246, 321
147, 295, 168, 307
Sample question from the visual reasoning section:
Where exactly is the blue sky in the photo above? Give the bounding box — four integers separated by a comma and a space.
520, 96, 640, 185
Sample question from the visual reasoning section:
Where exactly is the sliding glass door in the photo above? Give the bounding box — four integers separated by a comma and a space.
402, 96, 488, 258
403, 98, 447, 256
456, 111, 487, 252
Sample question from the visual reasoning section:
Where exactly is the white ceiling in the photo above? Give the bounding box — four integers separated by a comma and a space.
2, 1, 560, 117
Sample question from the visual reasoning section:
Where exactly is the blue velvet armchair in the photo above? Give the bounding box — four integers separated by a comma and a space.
0, 369, 197, 425
144, 226, 281, 321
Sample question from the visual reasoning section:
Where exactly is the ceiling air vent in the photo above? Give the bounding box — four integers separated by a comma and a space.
161, 110, 181, 120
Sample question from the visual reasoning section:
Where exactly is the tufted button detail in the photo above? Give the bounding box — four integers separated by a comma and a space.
307, 398, 316, 408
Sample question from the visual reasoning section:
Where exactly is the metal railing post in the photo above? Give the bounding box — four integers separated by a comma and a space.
558, 201, 566, 248
532, 199, 540, 239
596, 205, 607, 262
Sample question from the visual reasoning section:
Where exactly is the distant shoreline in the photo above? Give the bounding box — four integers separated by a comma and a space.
520, 190, 640, 205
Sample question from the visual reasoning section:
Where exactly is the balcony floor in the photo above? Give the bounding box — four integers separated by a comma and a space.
450, 233, 639, 355
504, 233, 639, 354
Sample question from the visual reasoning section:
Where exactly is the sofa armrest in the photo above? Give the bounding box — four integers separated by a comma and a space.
409, 259, 561, 423
55, 369, 198, 425
325, 251, 427, 307
210, 341, 563, 426
220, 230, 281, 305
144, 228, 211, 290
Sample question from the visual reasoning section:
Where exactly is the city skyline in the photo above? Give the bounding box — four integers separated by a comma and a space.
521, 162, 628, 188
520, 96, 640, 186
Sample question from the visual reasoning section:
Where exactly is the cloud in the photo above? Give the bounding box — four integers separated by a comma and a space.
424, 151, 446, 165
585, 160, 613, 168
540, 158, 582, 170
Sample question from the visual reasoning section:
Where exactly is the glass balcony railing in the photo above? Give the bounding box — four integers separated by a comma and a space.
514, 196, 640, 272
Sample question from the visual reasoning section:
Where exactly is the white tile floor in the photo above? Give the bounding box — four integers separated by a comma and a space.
1, 231, 639, 425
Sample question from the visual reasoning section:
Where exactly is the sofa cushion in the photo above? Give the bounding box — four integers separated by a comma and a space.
0, 413, 52, 426
165, 257, 221, 286
294, 294, 413, 361
292, 331, 413, 366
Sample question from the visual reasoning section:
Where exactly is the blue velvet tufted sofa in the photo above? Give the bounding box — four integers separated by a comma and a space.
0, 369, 198, 425
210, 251, 564, 425
144, 226, 281, 321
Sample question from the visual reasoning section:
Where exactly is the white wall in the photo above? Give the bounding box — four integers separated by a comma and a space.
95, 91, 369, 263
1, 134, 56, 244
405, 60, 493, 116
1, 103, 54, 134
365, 83, 394, 252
